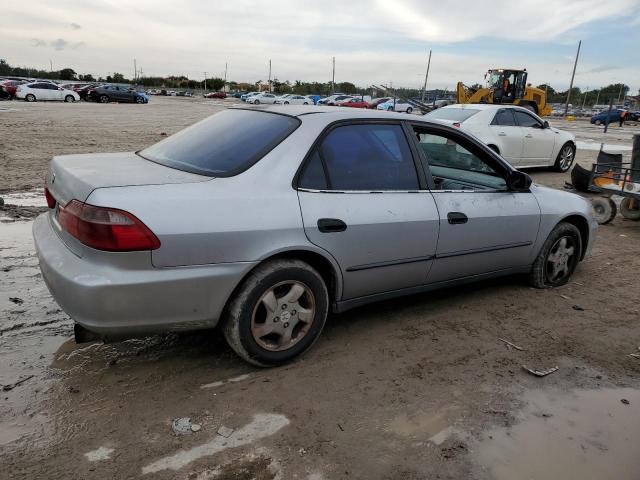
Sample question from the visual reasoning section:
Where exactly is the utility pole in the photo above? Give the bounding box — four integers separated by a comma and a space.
133, 58, 137, 81
268, 59, 272, 92
49, 59, 53, 71
617, 83, 624, 104
203, 72, 207, 92
594, 88, 600, 106
332, 56, 335, 94
582, 86, 588, 108
421, 50, 432, 102
564, 40, 581, 117
224, 62, 228, 92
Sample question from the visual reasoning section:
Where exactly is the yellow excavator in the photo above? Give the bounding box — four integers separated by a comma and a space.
456, 68, 552, 116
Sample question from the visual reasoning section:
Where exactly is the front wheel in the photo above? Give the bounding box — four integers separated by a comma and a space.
99, 95, 109, 103
222, 259, 329, 366
25, 94, 36, 102
254, 99, 260, 105
406, 107, 413, 114
135, 96, 144, 104
64, 95, 75, 102
284, 101, 289, 104
530, 222, 582, 288
595, 119, 602, 125
553, 142, 576, 172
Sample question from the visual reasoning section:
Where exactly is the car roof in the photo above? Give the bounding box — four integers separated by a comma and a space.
232, 104, 421, 121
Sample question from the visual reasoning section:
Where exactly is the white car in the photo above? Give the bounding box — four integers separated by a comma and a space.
247, 92, 278, 104
318, 94, 351, 105
377, 99, 414, 113
424, 104, 576, 172
275, 94, 312, 105
16, 82, 80, 102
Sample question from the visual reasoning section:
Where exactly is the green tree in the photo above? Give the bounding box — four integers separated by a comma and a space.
112, 72, 127, 83
58, 68, 77, 80
208, 77, 225, 91
78, 73, 95, 82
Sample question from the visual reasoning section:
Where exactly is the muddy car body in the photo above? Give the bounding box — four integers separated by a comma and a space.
33, 106, 597, 365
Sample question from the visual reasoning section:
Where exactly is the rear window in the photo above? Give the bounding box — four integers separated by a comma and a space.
425, 108, 480, 122
138, 109, 300, 177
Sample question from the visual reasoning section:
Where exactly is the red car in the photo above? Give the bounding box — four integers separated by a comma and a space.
341, 98, 372, 109
204, 91, 227, 99
1, 80, 28, 99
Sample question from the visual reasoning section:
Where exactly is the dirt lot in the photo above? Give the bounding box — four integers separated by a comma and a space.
1, 97, 640, 479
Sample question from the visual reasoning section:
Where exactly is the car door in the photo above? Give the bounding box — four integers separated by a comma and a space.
514, 110, 555, 164
489, 108, 524, 165
50, 84, 64, 100
297, 122, 440, 300
409, 123, 541, 284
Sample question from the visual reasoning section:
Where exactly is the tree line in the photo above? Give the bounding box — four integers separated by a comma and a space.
0, 59, 633, 103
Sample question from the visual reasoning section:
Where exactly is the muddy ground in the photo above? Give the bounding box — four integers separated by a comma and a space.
1, 97, 639, 480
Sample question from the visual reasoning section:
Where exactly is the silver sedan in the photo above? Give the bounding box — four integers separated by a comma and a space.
33, 106, 597, 366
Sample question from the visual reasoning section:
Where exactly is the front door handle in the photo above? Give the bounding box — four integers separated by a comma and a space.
498, 131, 507, 136
447, 212, 468, 225
317, 218, 347, 233
525, 134, 533, 138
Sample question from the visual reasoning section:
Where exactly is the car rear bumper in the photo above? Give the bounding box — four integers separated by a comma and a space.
33, 214, 257, 339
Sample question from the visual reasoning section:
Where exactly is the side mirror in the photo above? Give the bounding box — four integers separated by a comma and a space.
506, 170, 532, 192
543, 120, 550, 129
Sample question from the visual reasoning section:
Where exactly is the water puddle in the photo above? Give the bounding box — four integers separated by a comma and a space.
575, 141, 632, 152
1, 189, 46, 207
473, 387, 640, 480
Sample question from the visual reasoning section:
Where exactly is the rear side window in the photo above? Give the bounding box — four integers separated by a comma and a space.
139, 109, 300, 177
425, 108, 480, 122
304, 123, 418, 191
491, 109, 517, 126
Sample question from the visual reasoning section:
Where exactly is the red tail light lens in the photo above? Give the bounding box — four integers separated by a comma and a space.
452, 122, 461, 128
44, 187, 56, 208
57, 200, 160, 251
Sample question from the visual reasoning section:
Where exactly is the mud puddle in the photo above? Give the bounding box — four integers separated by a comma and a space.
473, 387, 640, 480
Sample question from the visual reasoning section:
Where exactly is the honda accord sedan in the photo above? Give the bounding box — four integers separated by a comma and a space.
33, 106, 597, 366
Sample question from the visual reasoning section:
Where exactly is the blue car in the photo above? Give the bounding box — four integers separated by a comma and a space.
134, 92, 149, 104
590, 109, 639, 125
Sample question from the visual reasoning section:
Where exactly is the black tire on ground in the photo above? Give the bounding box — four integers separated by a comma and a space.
620, 197, 640, 220
591, 196, 617, 224
553, 142, 576, 172
135, 96, 144, 104
254, 99, 260, 105
222, 259, 329, 366
64, 95, 75, 102
99, 95, 109, 103
595, 119, 602, 125
530, 222, 582, 289
284, 101, 289, 104
406, 107, 413, 114
25, 94, 36, 102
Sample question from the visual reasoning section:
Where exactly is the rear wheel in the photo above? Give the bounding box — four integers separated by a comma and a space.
64, 95, 75, 102
595, 119, 602, 125
406, 107, 413, 114
25, 94, 36, 102
254, 99, 260, 105
222, 259, 329, 366
553, 142, 576, 172
99, 95, 109, 103
135, 96, 144, 104
530, 222, 582, 288
620, 197, 640, 220
591, 197, 617, 224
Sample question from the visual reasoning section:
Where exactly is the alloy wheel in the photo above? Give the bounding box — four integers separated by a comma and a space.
559, 145, 574, 171
545, 236, 576, 283
251, 281, 315, 352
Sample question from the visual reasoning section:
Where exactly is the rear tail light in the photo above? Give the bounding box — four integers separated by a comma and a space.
44, 187, 56, 208
57, 200, 160, 251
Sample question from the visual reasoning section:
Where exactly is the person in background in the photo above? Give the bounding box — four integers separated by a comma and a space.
619, 109, 628, 127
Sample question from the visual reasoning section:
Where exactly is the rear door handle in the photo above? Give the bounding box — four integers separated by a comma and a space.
317, 218, 347, 233
498, 132, 507, 136
447, 212, 468, 225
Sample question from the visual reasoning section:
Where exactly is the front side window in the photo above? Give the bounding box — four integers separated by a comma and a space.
414, 127, 506, 191
300, 123, 418, 191
139, 109, 300, 177
514, 110, 542, 128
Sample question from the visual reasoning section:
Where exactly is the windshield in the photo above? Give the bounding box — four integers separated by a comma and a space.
138, 109, 300, 177
425, 108, 480, 122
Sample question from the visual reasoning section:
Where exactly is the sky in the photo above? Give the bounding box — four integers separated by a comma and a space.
2, 0, 640, 92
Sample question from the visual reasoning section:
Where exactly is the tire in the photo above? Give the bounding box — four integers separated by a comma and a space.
595, 119, 602, 125
406, 107, 413, 114
303, 102, 308, 105
222, 259, 329, 367
553, 142, 576, 172
25, 94, 36, 102
64, 95, 75, 103
99, 95, 109, 104
620, 197, 640, 220
254, 99, 260, 105
135, 96, 144, 104
591, 197, 617, 224
530, 222, 582, 288
284, 101, 289, 104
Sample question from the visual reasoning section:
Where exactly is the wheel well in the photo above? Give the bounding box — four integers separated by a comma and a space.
561, 215, 589, 259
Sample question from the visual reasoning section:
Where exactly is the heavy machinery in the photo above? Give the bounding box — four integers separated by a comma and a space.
456, 68, 552, 116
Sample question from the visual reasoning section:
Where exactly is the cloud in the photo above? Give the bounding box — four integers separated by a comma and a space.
50, 38, 68, 50
70, 22, 81, 30
30, 38, 46, 47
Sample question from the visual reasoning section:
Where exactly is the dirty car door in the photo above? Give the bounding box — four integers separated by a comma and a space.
411, 125, 540, 283
297, 122, 439, 300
